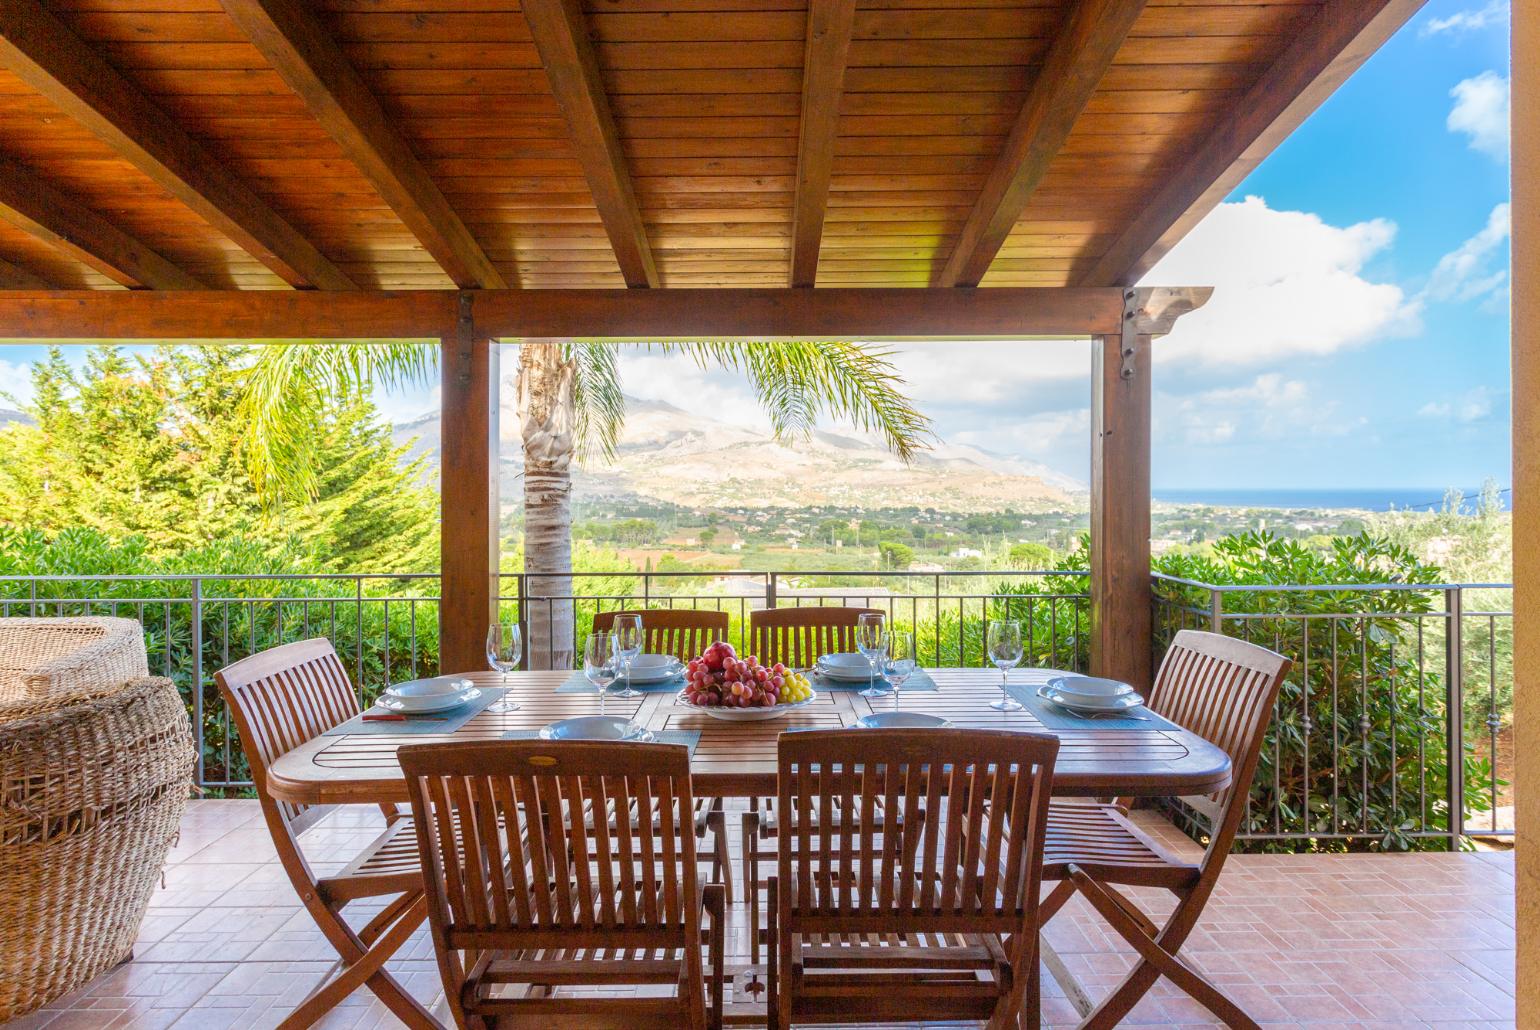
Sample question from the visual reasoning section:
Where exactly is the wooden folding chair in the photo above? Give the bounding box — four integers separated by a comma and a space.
593, 607, 730, 662
215, 638, 434, 1030
742, 604, 885, 962
400, 738, 726, 1030
768, 728, 1058, 1029
1040, 630, 1292, 1029
748, 605, 883, 668
592, 607, 734, 902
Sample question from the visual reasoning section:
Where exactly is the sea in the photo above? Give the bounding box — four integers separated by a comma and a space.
1152, 488, 1511, 513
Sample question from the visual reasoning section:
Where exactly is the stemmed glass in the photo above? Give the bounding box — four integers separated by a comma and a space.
611, 613, 644, 698
986, 619, 1024, 711
485, 622, 523, 713
855, 612, 889, 698
884, 631, 916, 707
584, 632, 619, 716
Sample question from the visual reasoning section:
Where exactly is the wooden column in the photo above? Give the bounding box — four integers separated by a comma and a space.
439, 292, 500, 673
1512, 0, 1537, 1017
1089, 307, 1153, 689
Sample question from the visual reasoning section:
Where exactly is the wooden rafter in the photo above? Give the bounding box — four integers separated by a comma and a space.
937, 0, 1146, 288
521, 0, 658, 288
0, 156, 206, 291
789, 0, 858, 288
0, 0, 354, 291
0, 256, 55, 290
219, 0, 508, 290
1080, 0, 1426, 287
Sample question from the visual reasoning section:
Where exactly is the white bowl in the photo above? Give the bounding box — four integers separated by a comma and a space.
1045, 675, 1134, 702
855, 711, 950, 729
376, 678, 479, 714
815, 652, 877, 682
539, 716, 654, 741
677, 688, 818, 721
619, 654, 685, 684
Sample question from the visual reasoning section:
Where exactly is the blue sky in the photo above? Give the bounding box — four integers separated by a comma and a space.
0, 0, 1513, 494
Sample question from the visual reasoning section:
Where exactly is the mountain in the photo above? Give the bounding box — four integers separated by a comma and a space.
391, 396, 1084, 513
0, 408, 31, 428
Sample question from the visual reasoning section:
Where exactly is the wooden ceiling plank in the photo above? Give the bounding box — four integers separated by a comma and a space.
0, 0, 354, 290
0, 154, 206, 289
1080, 0, 1427, 286
219, 0, 508, 289
937, 0, 1147, 288
789, 0, 857, 287
522, 0, 657, 288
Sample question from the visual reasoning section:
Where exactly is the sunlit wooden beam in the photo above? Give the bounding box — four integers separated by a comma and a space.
789, 0, 857, 287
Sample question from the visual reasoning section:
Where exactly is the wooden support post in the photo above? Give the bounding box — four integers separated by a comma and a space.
1512, 0, 1536, 1017
1090, 294, 1153, 690
439, 292, 499, 673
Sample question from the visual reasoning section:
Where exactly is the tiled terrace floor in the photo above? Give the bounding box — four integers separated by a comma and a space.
14, 800, 1516, 1029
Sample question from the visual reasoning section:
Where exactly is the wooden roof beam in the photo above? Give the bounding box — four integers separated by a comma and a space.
937, 0, 1147, 288
1080, 0, 1426, 287
0, 155, 206, 290
0, 0, 354, 291
522, 0, 658, 288
220, 0, 507, 290
0, 256, 57, 290
789, 0, 858, 288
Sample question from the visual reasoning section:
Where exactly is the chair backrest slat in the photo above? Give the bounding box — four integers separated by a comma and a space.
750, 606, 883, 668
1149, 630, 1291, 863
593, 608, 730, 661
215, 638, 359, 834
402, 740, 699, 947
776, 729, 1057, 934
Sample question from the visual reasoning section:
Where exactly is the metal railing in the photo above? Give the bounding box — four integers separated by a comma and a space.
1153, 574, 1513, 848
1, 568, 1514, 852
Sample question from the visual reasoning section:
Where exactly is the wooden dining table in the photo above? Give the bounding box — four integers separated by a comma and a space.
267, 666, 1230, 806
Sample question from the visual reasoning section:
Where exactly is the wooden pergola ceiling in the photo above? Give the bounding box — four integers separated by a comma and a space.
0, 0, 1420, 295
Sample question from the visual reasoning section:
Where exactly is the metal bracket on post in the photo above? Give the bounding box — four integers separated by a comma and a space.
1120, 288, 1139, 381
456, 290, 475, 383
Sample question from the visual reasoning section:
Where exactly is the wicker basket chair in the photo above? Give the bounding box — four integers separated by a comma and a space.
0, 618, 195, 1021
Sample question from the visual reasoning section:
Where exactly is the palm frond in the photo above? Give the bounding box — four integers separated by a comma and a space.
564, 342, 626, 463
239, 341, 436, 502
642, 339, 933, 461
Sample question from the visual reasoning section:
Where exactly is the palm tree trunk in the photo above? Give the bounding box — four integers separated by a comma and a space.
517, 342, 577, 670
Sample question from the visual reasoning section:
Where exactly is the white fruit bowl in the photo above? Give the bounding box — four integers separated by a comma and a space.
675, 688, 818, 721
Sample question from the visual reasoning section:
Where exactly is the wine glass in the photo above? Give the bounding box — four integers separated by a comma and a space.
855, 612, 889, 698
611, 613, 644, 698
884, 631, 916, 707
485, 622, 522, 713
584, 632, 619, 716
986, 619, 1024, 711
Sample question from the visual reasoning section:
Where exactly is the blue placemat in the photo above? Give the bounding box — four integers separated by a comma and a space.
810, 666, 938, 692
502, 727, 702, 755
324, 687, 507, 736
1006, 682, 1177, 731
556, 670, 687, 694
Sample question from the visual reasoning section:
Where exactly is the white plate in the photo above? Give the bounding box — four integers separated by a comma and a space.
676, 688, 818, 721
1045, 675, 1135, 703
375, 684, 480, 714
855, 711, 950, 729
619, 654, 685, 684
539, 716, 654, 741
1037, 684, 1144, 713
815, 653, 879, 682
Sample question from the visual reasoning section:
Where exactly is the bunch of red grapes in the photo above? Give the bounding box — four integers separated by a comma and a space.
682, 641, 790, 708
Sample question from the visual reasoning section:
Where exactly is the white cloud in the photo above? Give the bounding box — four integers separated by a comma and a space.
1425, 203, 1510, 302
0, 359, 33, 408
1143, 196, 1419, 368
1448, 71, 1510, 160
1421, 0, 1509, 35
1420, 386, 1495, 423
616, 350, 767, 431
954, 407, 1089, 459
1164, 373, 1363, 446
885, 340, 1089, 407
